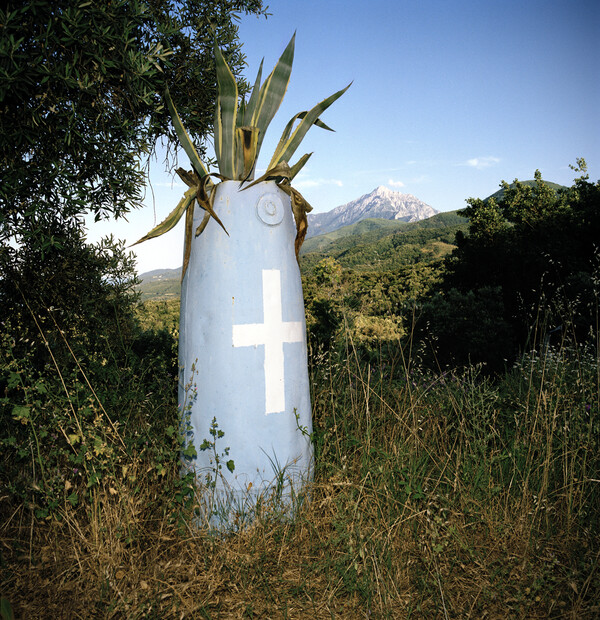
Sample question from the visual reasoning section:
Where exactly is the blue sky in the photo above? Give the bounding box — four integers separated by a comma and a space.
88, 0, 600, 274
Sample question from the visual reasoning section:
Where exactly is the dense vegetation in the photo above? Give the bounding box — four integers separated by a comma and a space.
0, 0, 266, 376
2, 162, 598, 616
1, 3, 598, 614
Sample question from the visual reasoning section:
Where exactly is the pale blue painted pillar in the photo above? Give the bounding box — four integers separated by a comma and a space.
178, 180, 313, 529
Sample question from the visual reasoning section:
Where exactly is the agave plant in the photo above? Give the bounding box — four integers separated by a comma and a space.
134, 34, 350, 275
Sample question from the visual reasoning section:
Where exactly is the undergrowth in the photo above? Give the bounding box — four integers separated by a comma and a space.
1, 306, 599, 618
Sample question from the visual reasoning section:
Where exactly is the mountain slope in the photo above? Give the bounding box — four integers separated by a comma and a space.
307, 186, 438, 238
136, 268, 182, 300
301, 210, 467, 257
135, 211, 468, 297
299, 211, 468, 274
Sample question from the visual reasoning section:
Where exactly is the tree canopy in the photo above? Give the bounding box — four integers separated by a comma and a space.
0, 0, 266, 245
423, 160, 600, 370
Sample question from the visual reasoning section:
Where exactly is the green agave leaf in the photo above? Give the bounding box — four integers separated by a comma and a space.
132, 187, 195, 246
243, 58, 264, 126
165, 89, 208, 178
214, 90, 222, 169
289, 152, 312, 181
269, 81, 351, 170
236, 98, 246, 128
251, 33, 295, 162
271, 112, 334, 169
214, 41, 238, 179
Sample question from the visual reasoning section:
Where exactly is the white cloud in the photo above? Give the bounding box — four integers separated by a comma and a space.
293, 178, 343, 189
465, 156, 501, 169
388, 179, 405, 188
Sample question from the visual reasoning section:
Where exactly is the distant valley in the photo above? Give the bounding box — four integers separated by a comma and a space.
136, 267, 181, 300
136, 185, 472, 299
136, 185, 450, 300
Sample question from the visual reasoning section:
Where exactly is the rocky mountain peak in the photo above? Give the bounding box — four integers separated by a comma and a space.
373, 185, 392, 195
307, 187, 438, 239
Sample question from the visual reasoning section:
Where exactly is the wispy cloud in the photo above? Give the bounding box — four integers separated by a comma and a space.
293, 178, 343, 189
388, 179, 405, 188
464, 156, 501, 170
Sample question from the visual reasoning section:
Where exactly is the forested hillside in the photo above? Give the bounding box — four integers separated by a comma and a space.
136, 210, 468, 299
300, 210, 467, 273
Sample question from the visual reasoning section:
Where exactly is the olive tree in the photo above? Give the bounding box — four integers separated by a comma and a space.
0, 0, 265, 246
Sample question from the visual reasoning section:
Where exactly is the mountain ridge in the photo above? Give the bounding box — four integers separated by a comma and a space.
307, 185, 438, 238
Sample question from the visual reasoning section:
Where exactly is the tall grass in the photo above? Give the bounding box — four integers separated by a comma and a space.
1, 316, 599, 618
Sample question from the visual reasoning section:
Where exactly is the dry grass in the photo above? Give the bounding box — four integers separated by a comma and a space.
2, 343, 599, 618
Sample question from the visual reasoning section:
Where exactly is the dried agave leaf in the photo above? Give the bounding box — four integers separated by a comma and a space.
243, 161, 293, 189
195, 174, 229, 238
131, 187, 195, 246
181, 200, 195, 281
278, 180, 313, 258
195, 211, 211, 237
176, 167, 199, 188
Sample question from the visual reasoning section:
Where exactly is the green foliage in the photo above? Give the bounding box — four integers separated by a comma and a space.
0, 0, 266, 246
0, 316, 182, 519
300, 212, 467, 274
0, 233, 184, 518
303, 260, 443, 356
486, 179, 566, 203
417, 286, 516, 372
438, 161, 600, 369
197, 417, 235, 488
313, 256, 342, 286
0, 219, 140, 374
1, 282, 599, 617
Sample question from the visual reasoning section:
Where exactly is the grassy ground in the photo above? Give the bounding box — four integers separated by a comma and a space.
1, 334, 599, 618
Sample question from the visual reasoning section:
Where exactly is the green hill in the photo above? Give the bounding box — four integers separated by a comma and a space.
299, 210, 468, 273
136, 268, 182, 300
485, 180, 566, 202
135, 211, 469, 298
300, 218, 406, 254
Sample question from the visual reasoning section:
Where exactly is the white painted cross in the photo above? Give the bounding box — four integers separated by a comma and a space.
232, 269, 303, 415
